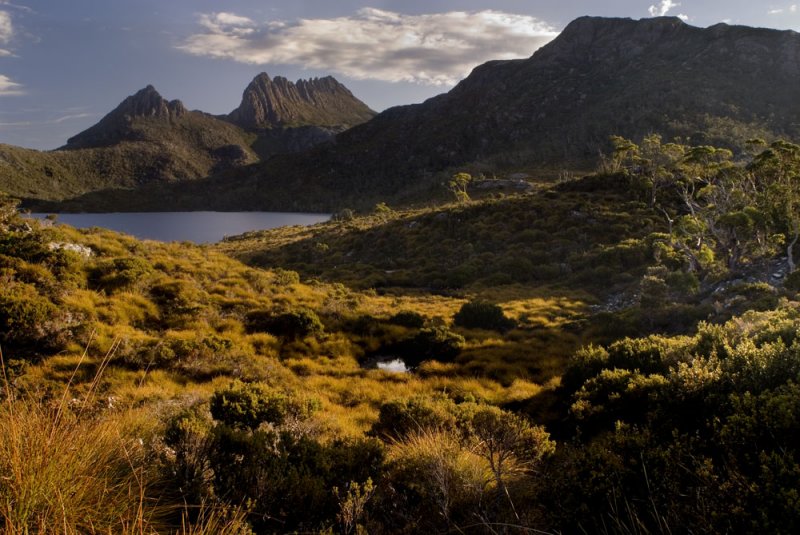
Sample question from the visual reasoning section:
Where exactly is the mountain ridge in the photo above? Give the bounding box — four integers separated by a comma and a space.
212, 15, 800, 209
227, 72, 376, 129
10, 16, 800, 212
65, 85, 189, 149
0, 74, 374, 203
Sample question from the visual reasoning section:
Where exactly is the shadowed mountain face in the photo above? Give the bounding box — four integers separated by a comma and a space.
227, 73, 376, 129
214, 16, 800, 208
11, 16, 800, 212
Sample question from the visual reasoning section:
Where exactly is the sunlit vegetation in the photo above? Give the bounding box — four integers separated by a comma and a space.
3, 137, 800, 532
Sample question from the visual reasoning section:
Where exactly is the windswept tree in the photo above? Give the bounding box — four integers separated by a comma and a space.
639, 134, 686, 207
750, 140, 800, 271
448, 172, 472, 203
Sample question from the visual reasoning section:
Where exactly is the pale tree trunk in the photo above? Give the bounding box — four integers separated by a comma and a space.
787, 231, 798, 273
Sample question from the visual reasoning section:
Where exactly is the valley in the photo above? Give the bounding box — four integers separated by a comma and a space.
2, 12, 800, 535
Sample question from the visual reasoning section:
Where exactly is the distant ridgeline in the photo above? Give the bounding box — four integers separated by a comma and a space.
0, 73, 375, 207
6, 15, 800, 213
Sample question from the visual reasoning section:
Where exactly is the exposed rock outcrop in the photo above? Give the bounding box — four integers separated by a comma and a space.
227, 73, 375, 129
65, 85, 188, 148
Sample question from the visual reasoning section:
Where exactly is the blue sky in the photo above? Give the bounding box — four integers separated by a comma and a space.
1, 0, 798, 150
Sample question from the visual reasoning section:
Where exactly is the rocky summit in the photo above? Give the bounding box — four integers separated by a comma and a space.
65, 85, 189, 149
227, 73, 376, 129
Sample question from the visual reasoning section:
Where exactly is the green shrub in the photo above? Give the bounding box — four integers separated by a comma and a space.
388, 310, 426, 328
210, 380, 318, 430
149, 280, 202, 318
0, 283, 64, 354
245, 308, 325, 340
402, 326, 464, 366
453, 300, 516, 332
370, 397, 459, 441
89, 256, 153, 293
209, 429, 384, 533
273, 268, 300, 286
784, 269, 800, 292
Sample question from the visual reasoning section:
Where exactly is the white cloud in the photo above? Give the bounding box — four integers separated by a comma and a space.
0, 10, 11, 41
648, 1, 681, 17
53, 112, 93, 123
0, 112, 95, 126
197, 12, 256, 36
0, 9, 12, 54
0, 74, 24, 96
769, 4, 798, 14
178, 8, 558, 86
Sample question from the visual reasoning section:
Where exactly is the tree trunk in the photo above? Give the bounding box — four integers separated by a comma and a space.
788, 231, 798, 273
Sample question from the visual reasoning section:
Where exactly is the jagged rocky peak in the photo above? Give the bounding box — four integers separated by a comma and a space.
227, 72, 375, 129
65, 85, 187, 148
115, 85, 187, 120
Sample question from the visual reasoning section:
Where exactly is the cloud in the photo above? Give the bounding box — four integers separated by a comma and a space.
768, 3, 797, 14
0, 74, 24, 96
178, 8, 558, 86
0, 112, 95, 126
648, 1, 680, 17
0, 9, 12, 54
53, 112, 93, 123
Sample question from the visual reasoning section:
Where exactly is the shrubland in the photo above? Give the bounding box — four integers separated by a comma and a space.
2, 137, 800, 532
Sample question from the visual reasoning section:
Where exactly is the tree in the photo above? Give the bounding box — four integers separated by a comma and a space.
639, 134, 685, 207
605, 135, 640, 174
751, 140, 800, 271
462, 406, 555, 520
673, 145, 762, 271
448, 173, 472, 203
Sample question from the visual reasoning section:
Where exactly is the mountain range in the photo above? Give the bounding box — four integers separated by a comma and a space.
0, 73, 375, 204
6, 15, 800, 212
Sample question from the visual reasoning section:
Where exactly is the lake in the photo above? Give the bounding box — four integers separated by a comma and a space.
27, 212, 330, 243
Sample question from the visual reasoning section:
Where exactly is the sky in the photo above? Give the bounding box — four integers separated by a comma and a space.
1, 1, 799, 150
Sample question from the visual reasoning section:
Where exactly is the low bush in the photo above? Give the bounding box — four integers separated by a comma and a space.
244, 307, 325, 340
453, 300, 516, 332
400, 326, 464, 366
210, 380, 319, 430
89, 256, 153, 293
388, 310, 426, 328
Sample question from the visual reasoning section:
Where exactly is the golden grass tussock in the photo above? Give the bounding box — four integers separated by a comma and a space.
0, 394, 160, 533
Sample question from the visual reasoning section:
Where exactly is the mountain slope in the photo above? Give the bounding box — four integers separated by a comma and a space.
225, 73, 376, 160
0, 85, 258, 200
188, 16, 800, 210
2, 76, 374, 204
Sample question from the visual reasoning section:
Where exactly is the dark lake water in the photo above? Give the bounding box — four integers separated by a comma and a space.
28, 212, 330, 243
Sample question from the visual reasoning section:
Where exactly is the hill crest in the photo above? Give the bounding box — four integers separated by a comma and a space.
65, 85, 189, 149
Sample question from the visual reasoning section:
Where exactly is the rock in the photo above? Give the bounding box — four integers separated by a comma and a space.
66, 85, 187, 148
48, 242, 93, 258
227, 73, 376, 129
